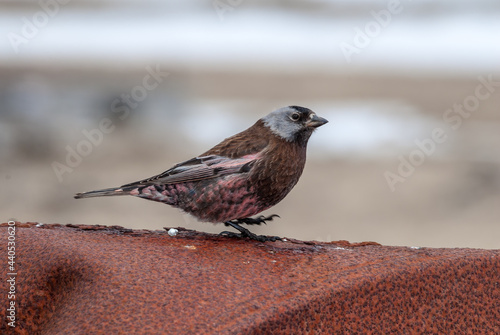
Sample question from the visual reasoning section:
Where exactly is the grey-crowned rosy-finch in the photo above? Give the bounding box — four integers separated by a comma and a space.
75, 106, 328, 241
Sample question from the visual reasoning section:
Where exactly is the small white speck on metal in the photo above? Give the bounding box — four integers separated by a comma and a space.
167, 228, 178, 236
410, 246, 421, 250
35, 223, 44, 227
184, 245, 196, 250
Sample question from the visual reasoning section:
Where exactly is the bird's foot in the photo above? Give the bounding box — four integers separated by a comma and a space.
231, 214, 280, 226
220, 221, 281, 242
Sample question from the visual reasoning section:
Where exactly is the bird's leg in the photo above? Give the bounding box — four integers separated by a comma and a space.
233, 214, 280, 225
220, 220, 281, 242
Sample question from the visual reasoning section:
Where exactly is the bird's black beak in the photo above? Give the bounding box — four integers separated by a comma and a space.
306, 114, 329, 128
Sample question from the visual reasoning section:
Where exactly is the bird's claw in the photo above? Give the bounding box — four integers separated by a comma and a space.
219, 230, 281, 242
221, 219, 282, 242
231, 214, 280, 226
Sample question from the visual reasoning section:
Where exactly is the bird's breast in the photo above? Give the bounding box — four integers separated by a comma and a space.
250, 140, 307, 208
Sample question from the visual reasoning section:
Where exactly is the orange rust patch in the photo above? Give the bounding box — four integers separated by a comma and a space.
0, 223, 498, 334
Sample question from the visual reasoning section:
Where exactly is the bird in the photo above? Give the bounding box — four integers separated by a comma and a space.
75, 106, 328, 241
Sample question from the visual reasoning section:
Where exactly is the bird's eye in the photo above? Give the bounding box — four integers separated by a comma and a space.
290, 113, 300, 121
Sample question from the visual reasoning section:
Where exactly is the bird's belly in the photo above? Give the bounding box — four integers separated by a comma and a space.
135, 176, 264, 223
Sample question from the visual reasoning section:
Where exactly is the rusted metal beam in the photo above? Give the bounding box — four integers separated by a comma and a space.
1, 222, 499, 334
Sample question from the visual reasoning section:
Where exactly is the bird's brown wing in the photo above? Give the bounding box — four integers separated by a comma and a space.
121, 120, 271, 188
120, 154, 259, 188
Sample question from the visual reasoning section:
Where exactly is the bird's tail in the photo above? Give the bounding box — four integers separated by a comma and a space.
74, 187, 129, 199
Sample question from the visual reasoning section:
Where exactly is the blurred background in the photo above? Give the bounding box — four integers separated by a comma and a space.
1, 0, 499, 248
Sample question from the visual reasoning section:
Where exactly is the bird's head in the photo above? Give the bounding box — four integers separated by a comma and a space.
262, 106, 328, 144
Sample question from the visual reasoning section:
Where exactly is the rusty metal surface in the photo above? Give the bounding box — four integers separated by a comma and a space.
1, 222, 499, 334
